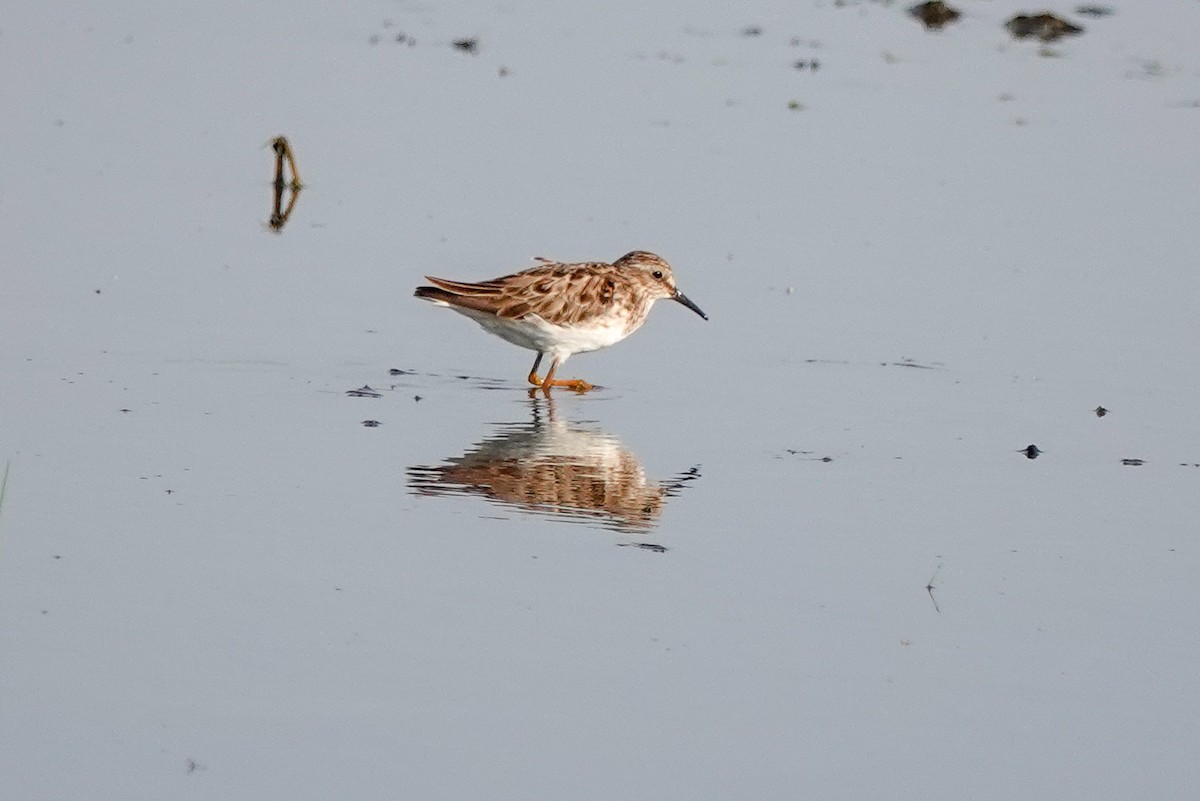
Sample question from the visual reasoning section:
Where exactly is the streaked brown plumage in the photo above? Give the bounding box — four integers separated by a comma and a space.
408, 418, 667, 531
414, 251, 707, 392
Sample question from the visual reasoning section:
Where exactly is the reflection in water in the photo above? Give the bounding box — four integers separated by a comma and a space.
408, 399, 699, 532
267, 136, 303, 232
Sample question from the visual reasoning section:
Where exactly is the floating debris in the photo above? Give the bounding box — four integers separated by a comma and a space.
926, 563, 943, 613
1021, 444, 1042, 459
793, 59, 821, 71
453, 37, 479, 54
361, 420, 381, 427
1074, 5, 1113, 17
787, 100, 806, 111
617, 542, 668, 553
346, 385, 382, 398
888, 359, 940, 369
388, 368, 415, 376
909, 1, 961, 31
1120, 458, 1145, 466
1094, 405, 1108, 417
1006, 13, 1084, 42
662, 466, 702, 497
267, 136, 303, 232
741, 26, 763, 37
270, 136, 302, 187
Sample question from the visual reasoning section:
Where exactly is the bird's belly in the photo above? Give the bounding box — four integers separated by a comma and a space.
471, 312, 630, 355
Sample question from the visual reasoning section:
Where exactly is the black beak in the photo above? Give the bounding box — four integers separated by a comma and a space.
673, 291, 708, 321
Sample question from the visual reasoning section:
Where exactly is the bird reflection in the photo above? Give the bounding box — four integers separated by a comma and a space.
407, 398, 699, 532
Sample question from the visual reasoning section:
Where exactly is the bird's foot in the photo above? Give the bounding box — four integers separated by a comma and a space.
546, 378, 594, 393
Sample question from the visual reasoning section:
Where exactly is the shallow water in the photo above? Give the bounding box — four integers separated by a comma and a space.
3, 2, 1199, 799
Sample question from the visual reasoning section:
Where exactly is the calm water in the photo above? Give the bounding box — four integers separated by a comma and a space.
3, 2, 1199, 799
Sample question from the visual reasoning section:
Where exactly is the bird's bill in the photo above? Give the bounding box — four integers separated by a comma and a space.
673, 291, 708, 320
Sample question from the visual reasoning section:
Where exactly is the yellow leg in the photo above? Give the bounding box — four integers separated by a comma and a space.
541, 359, 594, 393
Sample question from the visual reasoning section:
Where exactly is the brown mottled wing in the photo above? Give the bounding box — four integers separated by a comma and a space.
422, 262, 622, 325
414, 277, 501, 316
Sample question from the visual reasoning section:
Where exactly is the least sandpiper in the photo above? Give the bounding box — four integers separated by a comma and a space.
414, 251, 707, 392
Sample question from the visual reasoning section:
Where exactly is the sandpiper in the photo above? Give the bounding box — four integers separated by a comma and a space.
414, 251, 707, 392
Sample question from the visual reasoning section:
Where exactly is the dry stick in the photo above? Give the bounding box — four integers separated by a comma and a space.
269, 178, 286, 230
271, 136, 303, 189
277, 187, 301, 226
268, 136, 304, 230
271, 137, 287, 189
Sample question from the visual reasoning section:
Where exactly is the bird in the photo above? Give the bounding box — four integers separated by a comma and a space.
414, 250, 707, 392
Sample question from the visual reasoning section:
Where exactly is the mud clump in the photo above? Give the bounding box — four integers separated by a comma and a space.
909, 1, 961, 31
1006, 13, 1084, 41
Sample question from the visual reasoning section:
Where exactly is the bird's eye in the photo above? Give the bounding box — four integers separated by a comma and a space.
652, 270, 663, 279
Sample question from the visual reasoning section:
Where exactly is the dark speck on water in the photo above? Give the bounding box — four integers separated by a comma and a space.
346, 385, 382, 398
617, 542, 668, 553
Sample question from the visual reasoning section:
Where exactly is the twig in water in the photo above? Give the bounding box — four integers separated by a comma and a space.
0, 460, 10, 523
267, 136, 304, 232
926, 562, 942, 613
